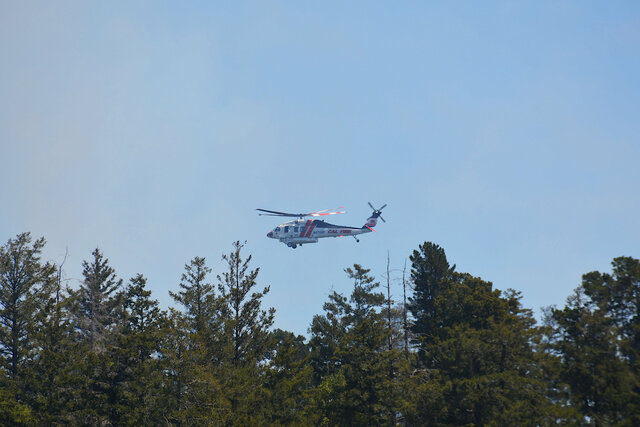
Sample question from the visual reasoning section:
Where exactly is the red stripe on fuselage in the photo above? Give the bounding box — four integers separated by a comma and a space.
301, 220, 312, 237
305, 220, 317, 237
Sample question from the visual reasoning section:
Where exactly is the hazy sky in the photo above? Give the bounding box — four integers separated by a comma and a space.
1, 1, 639, 335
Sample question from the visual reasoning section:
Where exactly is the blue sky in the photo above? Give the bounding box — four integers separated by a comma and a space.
1, 1, 639, 335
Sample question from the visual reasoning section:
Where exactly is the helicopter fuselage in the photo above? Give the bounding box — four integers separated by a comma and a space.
259, 203, 385, 249
266, 219, 372, 248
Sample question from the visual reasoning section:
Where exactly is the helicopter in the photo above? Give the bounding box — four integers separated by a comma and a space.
257, 202, 387, 248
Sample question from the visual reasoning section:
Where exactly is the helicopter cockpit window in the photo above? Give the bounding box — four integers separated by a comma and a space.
275, 227, 280, 232
284, 226, 289, 233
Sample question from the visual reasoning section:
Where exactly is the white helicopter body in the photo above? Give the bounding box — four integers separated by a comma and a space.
258, 203, 386, 249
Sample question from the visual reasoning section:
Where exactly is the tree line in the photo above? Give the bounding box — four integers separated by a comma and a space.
1, 232, 639, 425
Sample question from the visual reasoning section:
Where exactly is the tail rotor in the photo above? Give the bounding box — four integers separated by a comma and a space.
365, 202, 387, 228
367, 202, 387, 223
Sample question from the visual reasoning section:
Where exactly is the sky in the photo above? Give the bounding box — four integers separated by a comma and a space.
1, 1, 639, 336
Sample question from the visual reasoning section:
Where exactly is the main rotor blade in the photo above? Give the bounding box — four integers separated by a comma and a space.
313, 206, 345, 214
256, 209, 308, 217
311, 210, 345, 217
256, 208, 291, 215
257, 207, 346, 218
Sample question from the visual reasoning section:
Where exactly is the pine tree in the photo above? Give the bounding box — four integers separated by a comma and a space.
69, 248, 123, 424
165, 257, 229, 424
0, 233, 54, 424
0, 233, 55, 380
263, 329, 314, 425
169, 256, 219, 336
547, 256, 640, 425
309, 264, 403, 426
217, 241, 275, 366
108, 274, 168, 425
159, 306, 229, 425
0, 386, 33, 425
406, 244, 560, 425
309, 289, 349, 384
407, 242, 455, 364
215, 240, 275, 423
29, 270, 79, 425
72, 248, 123, 353
160, 309, 191, 423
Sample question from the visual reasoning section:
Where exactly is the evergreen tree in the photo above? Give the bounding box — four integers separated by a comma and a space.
0, 233, 55, 380
169, 256, 219, 335
421, 278, 554, 425
217, 241, 275, 366
263, 329, 314, 425
160, 308, 229, 425
547, 256, 640, 425
72, 248, 123, 353
0, 233, 54, 424
309, 264, 403, 426
68, 248, 123, 424
309, 290, 349, 384
108, 274, 168, 425
583, 257, 640, 374
215, 240, 275, 423
407, 242, 455, 364
13, 231, 639, 425
0, 386, 33, 425
29, 272, 79, 425
165, 256, 229, 424
406, 244, 560, 425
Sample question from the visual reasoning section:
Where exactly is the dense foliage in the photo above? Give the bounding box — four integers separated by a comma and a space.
0, 232, 638, 425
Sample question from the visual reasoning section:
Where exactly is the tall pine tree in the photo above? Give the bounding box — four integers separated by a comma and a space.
407, 242, 455, 365
69, 248, 123, 424
108, 274, 168, 425
0, 233, 55, 380
72, 248, 122, 353
216, 240, 275, 423
29, 267, 78, 425
547, 256, 640, 425
263, 329, 314, 425
406, 243, 561, 425
0, 233, 55, 424
166, 257, 227, 424
169, 256, 219, 336
309, 264, 403, 425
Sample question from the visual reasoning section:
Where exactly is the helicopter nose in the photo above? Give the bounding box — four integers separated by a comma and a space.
267, 231, 273, 238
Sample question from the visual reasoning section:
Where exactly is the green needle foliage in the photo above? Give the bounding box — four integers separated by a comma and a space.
547, 256, 640, 425
107, 274, 168, 425
0, 233, 55, 380
0, 233, 637, 425
0, 233, 55, 425
166, 256, 227, 424
263, 329, 314, 425
72, 248, 123, 354
215, 240, 275, 424
406, 243, 569, 425
309, 264, 403, 426
29, 271, 78, 425
170, 256, 219, 336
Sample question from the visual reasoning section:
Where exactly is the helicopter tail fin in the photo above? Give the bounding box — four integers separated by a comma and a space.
363, 202, 386, 228
364, 214, 378, 228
